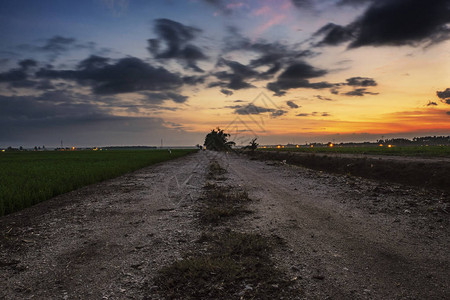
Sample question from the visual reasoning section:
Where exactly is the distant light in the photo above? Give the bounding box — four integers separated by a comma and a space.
310, 145, 314, 148
93, 147, 98, 151
282, 145, 285, 148
1, 149, 5, 152
329, 143, 334, 147
379, 144, 383, 147
388, 144, 392, 148
72, 146, 75, 150
296, 145, 299, 148
277, 145, 281, 149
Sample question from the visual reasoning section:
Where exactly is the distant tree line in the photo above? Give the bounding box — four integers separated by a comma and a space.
377, 136, 450, 146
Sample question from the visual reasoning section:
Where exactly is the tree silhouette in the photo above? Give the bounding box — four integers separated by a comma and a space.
203, 128, 235, 151
241, 138, 258, 152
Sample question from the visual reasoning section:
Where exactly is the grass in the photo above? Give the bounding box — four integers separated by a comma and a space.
0, 149, 196, 216
262, 145, 450, 157
153, 230, 296, 299
206, 160, 227, 179
200, 183, 252, 225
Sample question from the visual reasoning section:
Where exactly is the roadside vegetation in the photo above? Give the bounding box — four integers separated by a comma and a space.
0, 149, 196, 216
262, 145, 450, 157
250, 150, 450, 192
151, 160, 300, 299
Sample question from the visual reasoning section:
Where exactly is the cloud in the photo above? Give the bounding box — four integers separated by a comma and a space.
220, 89, 233, 96
286, 100, 299, 108
296, 113, 310, 117
426, 101, 438, 106
447, 111, 450, 115
228, 103, 287, 118
266, 61, 334, 96
222, 27, 316, 78
0, 68, 27, 82
315, 0, 450, 48
148, 19, 207, 72
142, 92, 188, 104
314, 95, 334, 101
271, 109, 287, 117
210, 58, 259, 90
437, 88, 450, 100
336, 0, 373, 7
313, 23, 355, 46
0, 92, 201, 146
343, 88, 379, 96
18, 59, 37, 70
0, 59, 38, 83
37, 56, 184, 95
345, 76, 377, 86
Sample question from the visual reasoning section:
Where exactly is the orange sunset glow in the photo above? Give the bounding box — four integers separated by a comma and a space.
0, 0, 449, 147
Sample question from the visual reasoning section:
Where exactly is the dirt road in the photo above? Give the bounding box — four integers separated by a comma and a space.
1, 151, 449, 299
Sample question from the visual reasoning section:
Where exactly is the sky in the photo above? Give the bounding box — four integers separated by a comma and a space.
0, 0, 449, 147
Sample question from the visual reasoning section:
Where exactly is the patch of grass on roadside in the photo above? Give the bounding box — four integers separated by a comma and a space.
153, 230, 297, 299
199, 184, 252, 225
207, 160, 227, 179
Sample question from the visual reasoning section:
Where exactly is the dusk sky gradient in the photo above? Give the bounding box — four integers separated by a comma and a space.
1, 0, 449, 147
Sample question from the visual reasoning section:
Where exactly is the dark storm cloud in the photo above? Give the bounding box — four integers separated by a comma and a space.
345, 76, 377, 87
18, 59, 37, 70
37, 56, 183, 95
437, 88, 450, 100
182, 75, 206, 85
0, 68, 27, 82
148, 19, 207, 72
222, 27, 316, 79
313, 23, 355, 46
143, 92, 188, 104
315, 0, 450, 48
220, 89, 233, 96
0, 59, 38, 82
266, 61, 333, 96
426, 101, 438, 106
286, 100, 299, 109
343, 88, 379, 96
210, 58, 259, 90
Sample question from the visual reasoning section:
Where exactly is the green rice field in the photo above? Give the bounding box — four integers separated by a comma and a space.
0, 149, 196, 216
261, 145, 450, 157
